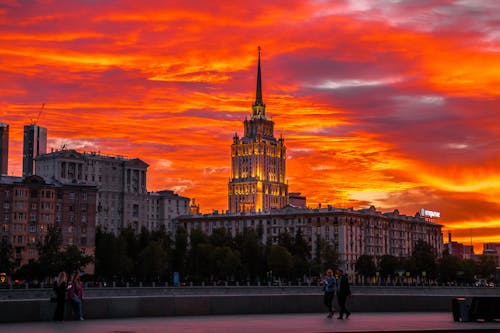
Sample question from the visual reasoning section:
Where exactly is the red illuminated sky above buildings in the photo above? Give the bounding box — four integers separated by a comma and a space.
1, 1, 499, 250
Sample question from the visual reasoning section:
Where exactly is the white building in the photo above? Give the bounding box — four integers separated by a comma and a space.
147, 190, 190, 234
177, 205, 443, 275
35, 149, 148, 234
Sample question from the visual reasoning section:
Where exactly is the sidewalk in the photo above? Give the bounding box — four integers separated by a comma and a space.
1, 312, 499, 333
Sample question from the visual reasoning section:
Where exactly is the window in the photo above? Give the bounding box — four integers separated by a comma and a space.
132, 204, 139, 218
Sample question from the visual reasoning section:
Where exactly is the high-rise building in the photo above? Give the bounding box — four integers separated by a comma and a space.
23, 124, 47, 177
0, 175, 97, 271
0, 123, 8, 175
228, 49, 288, 213
147, 190, 190, 233
35, 149, 148, 234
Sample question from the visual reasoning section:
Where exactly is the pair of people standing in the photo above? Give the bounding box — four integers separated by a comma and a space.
323, 268, 351, 319
53, 271, 84, 321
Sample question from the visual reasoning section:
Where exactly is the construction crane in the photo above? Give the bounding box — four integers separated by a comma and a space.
31, 103, 45, 125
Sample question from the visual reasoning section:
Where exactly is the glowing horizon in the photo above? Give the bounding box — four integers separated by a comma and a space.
1, 0, 499, 253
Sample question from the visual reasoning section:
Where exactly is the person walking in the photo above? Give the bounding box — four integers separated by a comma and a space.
322, 268, 336, 318
68, 272, 84, 320
53, 271, 67, 321
336, 268, 351, 319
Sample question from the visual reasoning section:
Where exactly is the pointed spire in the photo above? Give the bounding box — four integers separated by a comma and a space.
255, 46, 263, 106
251, 46, 266, 119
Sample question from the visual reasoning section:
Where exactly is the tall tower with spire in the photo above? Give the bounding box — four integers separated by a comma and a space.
228, 48, 288, 213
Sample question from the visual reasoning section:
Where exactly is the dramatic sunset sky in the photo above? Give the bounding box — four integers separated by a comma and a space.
1, 0, 499, 251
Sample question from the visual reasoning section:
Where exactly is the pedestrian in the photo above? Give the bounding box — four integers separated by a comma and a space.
53, 271, 67, 321
322, 268, 336, 318
68, 272, 84, 320
336, 268, 351, 319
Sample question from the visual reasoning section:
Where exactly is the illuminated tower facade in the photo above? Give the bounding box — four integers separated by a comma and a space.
228, 48, 288, 213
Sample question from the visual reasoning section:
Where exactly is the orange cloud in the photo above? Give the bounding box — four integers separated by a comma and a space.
1, 0, 499, 252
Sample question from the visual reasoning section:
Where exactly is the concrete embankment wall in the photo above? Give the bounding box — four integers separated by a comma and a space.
1, 287, 498, 322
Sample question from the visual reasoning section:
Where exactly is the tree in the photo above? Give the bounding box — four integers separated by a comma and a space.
119, 227, 140, 278
95, 229, 132, 280
409, 240, 437, 279
137, 241, 167, 281
61, 245, 93, 275
0, 238, 15, 275
321, 241, 339, 272
460, 259, 476, 283
268, 245, 292, 279
292, 229, 310, 260
186, 229, 209, 281
291, 255, 309, 280
209, 228, 233, 248
477, 255, 497, 279
172, 227, 188, 277
238, 228, 265, 281
437, 253, 461, 283
196, 243, 215, 280
355, 255, 376, 278
37, 225, 63, 279
214, 246, 241, 281
13, 260, 40, 281
278, 230, 293, 253
378, 255, 399, 278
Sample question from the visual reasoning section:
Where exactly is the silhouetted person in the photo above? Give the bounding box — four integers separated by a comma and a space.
336, 269, 351, 319
322, 268, 336, 318
53, 271, 67, 321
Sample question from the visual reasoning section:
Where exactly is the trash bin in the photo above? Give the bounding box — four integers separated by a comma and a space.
452, 298, 470, 322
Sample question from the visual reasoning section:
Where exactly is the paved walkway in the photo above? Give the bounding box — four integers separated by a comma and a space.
1, 312, 499, 333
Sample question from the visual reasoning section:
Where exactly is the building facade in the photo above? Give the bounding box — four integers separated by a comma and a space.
0, 123, 8, 175
289, 192, 306, 208
228, 49, 288, 213
23, 124, 47, 177
147, 190, 190, 233
177, 205, 443, 275
35, 149, 148, 234
445, 233, 475, 260
0, 175, 97, 269
483, 243, 500, 266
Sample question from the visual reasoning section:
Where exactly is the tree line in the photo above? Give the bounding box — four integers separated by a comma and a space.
0, 227, 497, 284
0, 226, 93, 283
354, 240, 498, 284
94, 225, 337, 283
